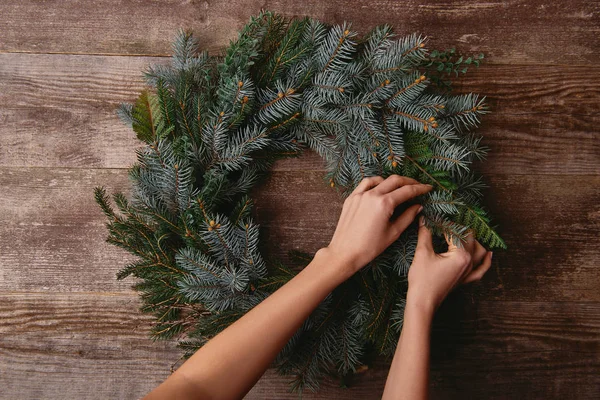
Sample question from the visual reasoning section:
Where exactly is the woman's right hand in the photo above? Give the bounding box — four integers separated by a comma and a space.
407, 216, 494, 314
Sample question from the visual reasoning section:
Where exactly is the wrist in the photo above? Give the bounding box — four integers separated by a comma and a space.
406, 289, 437, 318
313, 247, 356, 282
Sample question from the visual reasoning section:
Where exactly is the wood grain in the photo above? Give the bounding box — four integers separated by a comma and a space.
1, 293, 597, 399
0, 53, 156, 169
1, 53, 598, 174
1, 0, 599, 65
1, 166, 598, 303
0, 168, 135, 293
1, 0, 599, 398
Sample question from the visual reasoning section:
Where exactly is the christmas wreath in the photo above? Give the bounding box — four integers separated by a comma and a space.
95, 11, 505, 391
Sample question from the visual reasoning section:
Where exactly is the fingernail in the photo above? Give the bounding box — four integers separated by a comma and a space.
490, 251, 493, 260
419, 216, 425, 226
417, 205, 423, 213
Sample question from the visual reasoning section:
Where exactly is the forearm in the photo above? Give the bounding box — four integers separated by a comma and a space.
382, 294, 434, 400
145, 248, 349, 400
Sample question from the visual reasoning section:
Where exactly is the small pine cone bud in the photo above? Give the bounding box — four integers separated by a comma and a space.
245, 223, 249, 229
392, 161, 398, 168
356, 365, 370, 374
338, 87, 344, 92
330, 181, 335, 188
423, 125, 429, 132
420, 75, 426, 81
385, 79, 390, 85
432, 123, 438, 128
209, 220, 215, 226
242, 95, 249, 103
428, 116, 435, 122
344, 29, 350, 35
207, 227, 213, 231
238, 81, 244, 87
216, 224, 221, 228
387, 155, 393, 160
277, 92, 284, 98
219, 111, 225, 116
419, 43, 425, 48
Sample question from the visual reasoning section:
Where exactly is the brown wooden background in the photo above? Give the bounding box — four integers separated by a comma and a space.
1, 1, 599, 399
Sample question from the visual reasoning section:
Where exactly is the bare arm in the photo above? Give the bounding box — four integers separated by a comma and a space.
144, 175, 432, 400
145, 249, 351, 399
382, 216, 493, 400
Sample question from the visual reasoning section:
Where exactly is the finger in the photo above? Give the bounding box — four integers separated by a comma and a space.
391, 204, 423, 237
462, 230, 477, 254
352, 176, 384, 195
463, 251, 493, 284
387, 183, 433, 208
415, 215, 434, 253
472, 240, 488, 266
372, 175, 420, 194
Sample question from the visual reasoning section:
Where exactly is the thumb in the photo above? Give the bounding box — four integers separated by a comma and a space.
392, 204, 423, 237
416, 216, 434, 253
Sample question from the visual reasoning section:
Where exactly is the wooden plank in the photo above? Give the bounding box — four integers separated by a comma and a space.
1, 0, 599, 65
1, 53, 599, 173
1, 292, 598, 399
0, 53, 156, 169
0, 167, 598, 302
0, 292, 180, 399
427, 299, 600, 400
0, 168, 135, 293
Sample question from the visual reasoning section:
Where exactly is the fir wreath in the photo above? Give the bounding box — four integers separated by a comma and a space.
95, 11, 506, 391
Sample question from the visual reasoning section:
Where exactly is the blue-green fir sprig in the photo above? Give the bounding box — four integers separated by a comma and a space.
95, 11, 505, 392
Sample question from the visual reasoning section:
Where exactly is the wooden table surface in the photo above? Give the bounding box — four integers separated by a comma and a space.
1, 1, 599, 399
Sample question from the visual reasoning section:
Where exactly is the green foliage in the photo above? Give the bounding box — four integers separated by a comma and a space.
96, 11, 505, 393
421, 48, 485, 91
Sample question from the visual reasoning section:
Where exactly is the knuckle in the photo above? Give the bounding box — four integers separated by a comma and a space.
365, 190, 377, 200
377, 196, 392, 211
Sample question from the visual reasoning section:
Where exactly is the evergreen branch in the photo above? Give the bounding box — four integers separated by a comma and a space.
405, 155, 452, 191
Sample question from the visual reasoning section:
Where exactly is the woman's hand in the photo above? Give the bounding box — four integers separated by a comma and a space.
320, 175, 433, 277
407, 216, 494, 314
